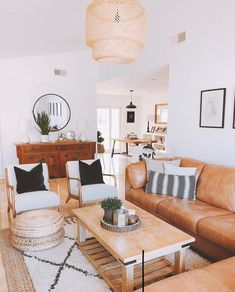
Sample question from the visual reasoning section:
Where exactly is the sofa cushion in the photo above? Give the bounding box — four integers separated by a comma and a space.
157, 199, 230, 234
140, 257, 235, 292
198, 214, 235, 254
196, 164, 235, 212
146, 171, 196, 200
174, 157, 206, 178
129, 188, 172, 213
204, 256, 235, 290
142, 269, 230, 292
125, 161, 147, 189
15, 191, 60, 213
71, 183, 117, 202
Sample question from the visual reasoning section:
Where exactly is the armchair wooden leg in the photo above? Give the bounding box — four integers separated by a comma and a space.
65, 196, 71, 203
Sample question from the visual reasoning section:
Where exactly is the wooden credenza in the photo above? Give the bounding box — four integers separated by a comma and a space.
16, 141, 96, 178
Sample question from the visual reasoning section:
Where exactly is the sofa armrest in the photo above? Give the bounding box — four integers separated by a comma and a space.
125, 161, 147, 200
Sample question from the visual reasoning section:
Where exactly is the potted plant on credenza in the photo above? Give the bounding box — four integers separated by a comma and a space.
33, 111, 51, 143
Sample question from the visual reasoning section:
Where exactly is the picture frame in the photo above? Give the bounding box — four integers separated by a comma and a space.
127, 111, 135, 123
155, 103, 168, 124
199, 88, 226, 128
150, 126, 156, 133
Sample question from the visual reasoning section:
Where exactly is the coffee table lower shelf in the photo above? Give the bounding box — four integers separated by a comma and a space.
79, 237, 174, 291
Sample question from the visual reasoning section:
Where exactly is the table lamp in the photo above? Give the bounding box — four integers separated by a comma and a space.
78, 119, 88, 141
19, 119, 30, 143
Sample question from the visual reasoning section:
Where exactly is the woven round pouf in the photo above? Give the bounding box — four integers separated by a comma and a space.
10, 209, 64, 251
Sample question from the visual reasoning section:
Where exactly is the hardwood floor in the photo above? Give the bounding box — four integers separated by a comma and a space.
0, 153, 130, 291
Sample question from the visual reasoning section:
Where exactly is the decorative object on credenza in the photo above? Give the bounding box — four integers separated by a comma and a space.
126, 89, 137, 109
33, 111, 51, 143
66, 130, 75, 140
155, 103, 168, 124
127, 111, 135, 123
97, 131, 105, 153
199, 88, 226, 128
49, 127, 59, 142
101, 197, 122, 224
150, 126, 156, 133
33, 93, 71, 132
86, 0, 147, 64
19, 119, 30, 144
78, 119, 88, 142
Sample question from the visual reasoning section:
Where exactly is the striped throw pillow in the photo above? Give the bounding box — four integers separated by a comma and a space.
145, 171, 196, 200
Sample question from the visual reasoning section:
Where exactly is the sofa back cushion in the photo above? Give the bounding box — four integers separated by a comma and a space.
175, 157, 206, 177
197, 164, 235, 212
126, 161, 147, 189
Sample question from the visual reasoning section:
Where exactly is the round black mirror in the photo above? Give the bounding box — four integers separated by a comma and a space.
33, 94, 71, 131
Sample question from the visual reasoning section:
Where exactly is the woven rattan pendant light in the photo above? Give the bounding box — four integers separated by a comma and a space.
86, 0, 147, 64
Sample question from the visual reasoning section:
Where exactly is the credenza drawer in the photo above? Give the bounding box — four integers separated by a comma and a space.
16, 141, 96, 178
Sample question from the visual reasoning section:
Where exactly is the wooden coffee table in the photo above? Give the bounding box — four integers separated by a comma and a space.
73, 202, 195, 292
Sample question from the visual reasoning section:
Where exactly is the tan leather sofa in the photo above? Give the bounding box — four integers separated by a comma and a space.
125, 157, 235, 260
137, 256, 235, 292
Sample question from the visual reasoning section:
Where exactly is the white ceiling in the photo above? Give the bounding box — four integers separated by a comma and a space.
0, 0, 187, 59
97, 65, 169, 97
0, 0, 87, 59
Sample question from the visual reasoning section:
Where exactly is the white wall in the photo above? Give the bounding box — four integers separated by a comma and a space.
98, 0, 235, 166
97, 93, 168, 140
97, 94, 142, 139
166, 0, 235, 166
0, 51, 97, 177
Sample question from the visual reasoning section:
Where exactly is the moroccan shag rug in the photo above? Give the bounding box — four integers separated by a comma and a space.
0, 218, 210, 292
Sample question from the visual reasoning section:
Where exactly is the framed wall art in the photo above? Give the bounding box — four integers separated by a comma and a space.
155, 103, 168, 124
127, 111, 135, 123
199, 88, 226, 128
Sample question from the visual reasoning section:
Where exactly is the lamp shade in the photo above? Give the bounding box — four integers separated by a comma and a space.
86, 0, 147, 64
126, 89, 137, 108
19, 119, 30, 132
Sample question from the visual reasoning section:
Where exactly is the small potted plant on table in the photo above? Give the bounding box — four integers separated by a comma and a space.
101, 197, 122, 224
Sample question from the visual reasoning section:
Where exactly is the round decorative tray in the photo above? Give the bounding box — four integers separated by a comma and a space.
100, 217, 141, 233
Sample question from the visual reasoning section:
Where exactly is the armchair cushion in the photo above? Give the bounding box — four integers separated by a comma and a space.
70, 183, 117, 202
79, 159, 104, 185
14, 163, 47, 194
15, 191, 60, 213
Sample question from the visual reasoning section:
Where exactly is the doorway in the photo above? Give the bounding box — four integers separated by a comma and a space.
97, 108, 121, 152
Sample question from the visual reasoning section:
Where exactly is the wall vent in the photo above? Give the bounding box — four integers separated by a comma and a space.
178, 31, 186, 43
54, 69, 67, 76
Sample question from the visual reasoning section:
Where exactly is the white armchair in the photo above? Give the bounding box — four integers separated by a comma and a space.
66, 160, 118, 207
5, 163, 61, 217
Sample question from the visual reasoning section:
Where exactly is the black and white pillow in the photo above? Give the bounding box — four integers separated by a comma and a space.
145, 171, 196, 200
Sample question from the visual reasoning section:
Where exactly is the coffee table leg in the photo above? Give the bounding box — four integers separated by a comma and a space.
77, 223, 86, 244
122, 265, 134, 292
174, 249, 186, 274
